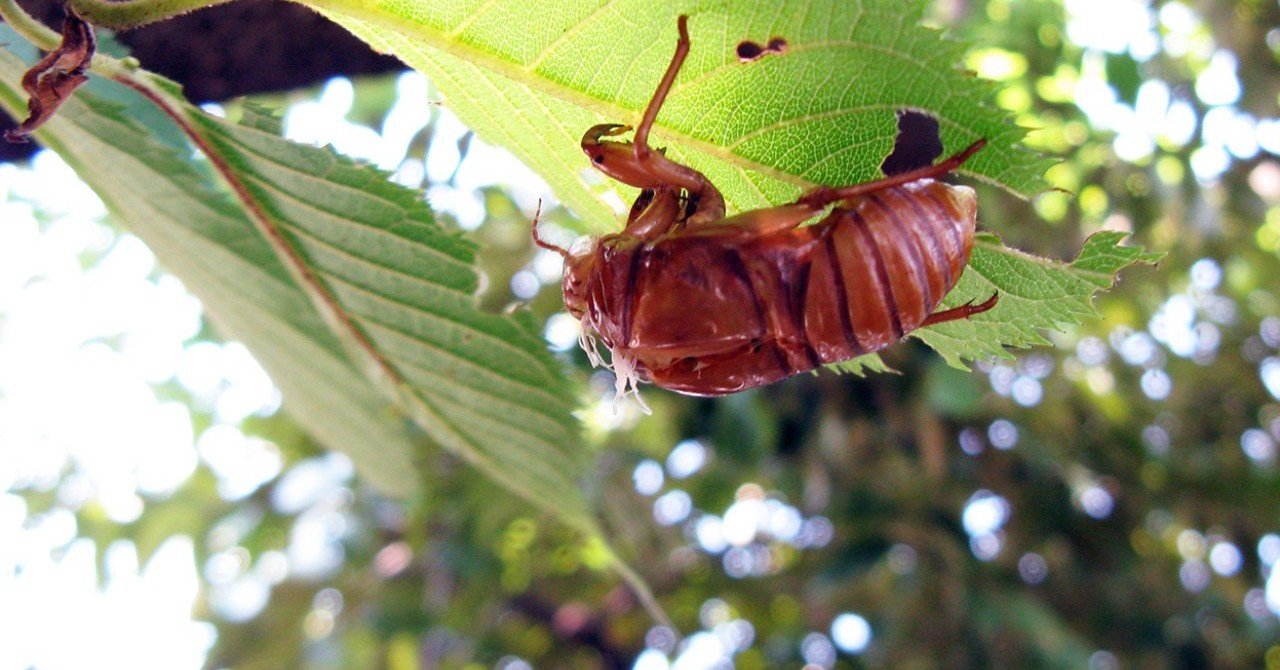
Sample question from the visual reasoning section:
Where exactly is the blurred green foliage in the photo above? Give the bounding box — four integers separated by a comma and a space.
9, 0, 1280, 667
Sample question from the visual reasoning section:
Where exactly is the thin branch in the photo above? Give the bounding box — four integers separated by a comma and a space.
0, 0, 144, 80
0, 0, 61, 50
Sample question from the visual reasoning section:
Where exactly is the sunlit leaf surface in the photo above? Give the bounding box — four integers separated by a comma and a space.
305, 0, 1152, 368
914, 232, 1162, 367
0, 44, 593, 532
185, 104, 591, 524
306, 0, 1054, 230
6, 0, 1280, 666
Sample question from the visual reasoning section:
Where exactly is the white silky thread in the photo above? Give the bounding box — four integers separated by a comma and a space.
577, 324, 651, 415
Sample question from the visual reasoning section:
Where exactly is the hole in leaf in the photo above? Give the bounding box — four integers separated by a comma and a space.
880, 110, 943, 176
737, 37, 788, 63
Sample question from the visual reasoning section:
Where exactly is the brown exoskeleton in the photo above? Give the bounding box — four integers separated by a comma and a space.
535, 16, 997, 405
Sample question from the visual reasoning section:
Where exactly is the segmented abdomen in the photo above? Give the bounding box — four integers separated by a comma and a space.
625, 178, 978, 395
799, 179, 977, 364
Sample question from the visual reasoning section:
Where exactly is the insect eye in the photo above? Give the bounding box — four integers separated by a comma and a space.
592, 155, 605, 164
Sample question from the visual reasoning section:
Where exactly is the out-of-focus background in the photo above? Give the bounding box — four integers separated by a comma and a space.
2, 0, 1280, 667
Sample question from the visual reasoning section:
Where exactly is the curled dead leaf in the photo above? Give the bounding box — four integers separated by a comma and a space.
4, 12, 96, 143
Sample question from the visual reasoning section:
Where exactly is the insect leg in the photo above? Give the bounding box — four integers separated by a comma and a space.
798, 140, 986, 209
631, 15, 726, 224
919, 292, 999, 327
623, 187, 684, 240
579, 15, 727, 224
702, 203, 823, 235
530, 201, 571, 261
632, 15, 691, 157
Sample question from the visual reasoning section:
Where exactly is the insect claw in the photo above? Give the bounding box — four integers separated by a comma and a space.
972, 292, 999, 313
957, 292, 999, 313
582, 123, 633, 146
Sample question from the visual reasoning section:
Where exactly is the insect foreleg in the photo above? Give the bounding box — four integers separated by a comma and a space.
580, 15, 727, 225
632, 15, 691, 158
798, 140, 987, 209
623, 187, 683, 240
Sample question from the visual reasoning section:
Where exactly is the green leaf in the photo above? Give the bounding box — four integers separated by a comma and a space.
303, 0, 1054, 232
912, 232, 1163, 368
0, 39, 594, 530
181, 102, 593, 524
824, 354, 895, 377
0, 40, 420, 496
304, 0, 1152, 370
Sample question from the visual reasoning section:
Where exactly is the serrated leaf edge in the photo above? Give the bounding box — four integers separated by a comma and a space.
302, 0, 1052, 200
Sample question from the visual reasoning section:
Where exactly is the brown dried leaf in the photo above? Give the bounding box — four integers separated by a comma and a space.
4, 13, 95, 143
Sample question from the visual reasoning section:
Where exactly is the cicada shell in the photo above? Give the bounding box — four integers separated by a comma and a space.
534, 16, 996, 401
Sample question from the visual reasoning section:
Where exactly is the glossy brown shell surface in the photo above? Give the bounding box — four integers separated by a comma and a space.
575, 179, 978, 395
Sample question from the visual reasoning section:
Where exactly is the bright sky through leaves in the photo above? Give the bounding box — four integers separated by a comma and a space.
0, 153, 215, 668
